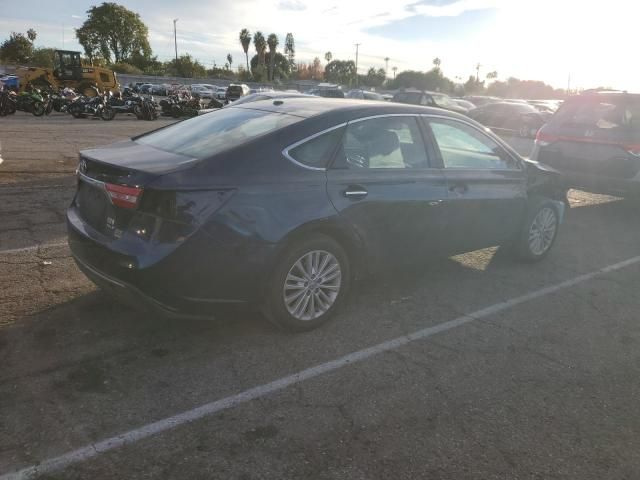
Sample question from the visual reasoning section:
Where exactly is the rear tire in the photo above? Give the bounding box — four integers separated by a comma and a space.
100, 107, 115, 121
264, 235, 351, 332
513, 198, 560, 262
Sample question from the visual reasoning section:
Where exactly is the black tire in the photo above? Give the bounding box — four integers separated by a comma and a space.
263, 234, 351, 332
31, 102, 45, 116
100, 106, 115, 121
171, 105, 182, 118
513, 197, 560, 262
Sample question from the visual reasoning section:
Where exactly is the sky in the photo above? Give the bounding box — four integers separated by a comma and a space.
1, 0, 639, 91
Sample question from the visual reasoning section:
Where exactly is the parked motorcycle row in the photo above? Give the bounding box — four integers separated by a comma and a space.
159, 92, 223, 118
0, 84, 164, 121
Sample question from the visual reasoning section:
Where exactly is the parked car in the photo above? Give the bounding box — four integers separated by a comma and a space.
392, 89, 468, 114
226, 91, 313, 107
191, 85, 214, 99
346, 90, 385, 101
131, 82, 146, 93
451, 98, 477, 111
213, 86, 227, 100
151, 84, 170, 96
226, 84, 250, 102
466, 102, 551, 138
309, 88, 345, 99
139, 84, 154, 94
531, 92, 640, 197
464, 95, 501, 107
527, 100, 559, 114
67, 98, 565, 331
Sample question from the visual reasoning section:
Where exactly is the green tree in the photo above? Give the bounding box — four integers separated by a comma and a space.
26, 29, 37, 43
165, 54, 206, 78
239, 29, 251, 74
76, 2, 151, 64
267, 33, 278, 81
251, 52, 291, 80
253, 31, 266, 66
284, 33, 295, 71
0, 32, 34, 64
30, 47, 56, 68
324, 59, 356, 85
486, 70, 498, 80
324, 51, 332, 63
363, 67, 386, 88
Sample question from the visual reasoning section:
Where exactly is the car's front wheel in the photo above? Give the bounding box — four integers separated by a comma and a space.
514, 199, 560, 262
265, 235, 350, 331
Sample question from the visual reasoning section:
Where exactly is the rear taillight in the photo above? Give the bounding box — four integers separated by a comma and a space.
105, 183, 143, 209
624, 144, 640, 157
535, 130, 558, 147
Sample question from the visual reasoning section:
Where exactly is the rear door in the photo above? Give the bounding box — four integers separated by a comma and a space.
538, 96, 640, 192
326, 115, 449, 269
425, 116, 527, 253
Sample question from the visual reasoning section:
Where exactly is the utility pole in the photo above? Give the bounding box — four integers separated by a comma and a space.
567, 73, 571, 95
475, 63, 482, 83
173, 18, 179, 63
384, 57, 389, 77
392, 66, 397, 80
62, 23, 65, 48
354, 43, 361, 87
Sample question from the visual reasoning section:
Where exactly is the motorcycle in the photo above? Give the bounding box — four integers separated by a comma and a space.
68, 91, 115, 121
51, 88, 79, 113
159, 93, 200, 118
0, 88, 17, 116
108, 92, 157, 120
15, 87, 46, 116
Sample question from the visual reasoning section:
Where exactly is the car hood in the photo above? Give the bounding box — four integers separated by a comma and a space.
81, 140, 199, 175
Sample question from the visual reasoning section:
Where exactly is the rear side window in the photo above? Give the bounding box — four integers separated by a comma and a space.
286, 127, 345, 169
136, 107, 301, 159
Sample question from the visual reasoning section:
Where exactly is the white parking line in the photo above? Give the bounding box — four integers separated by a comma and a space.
3, 254, 640, 480
0, 242, 68, 255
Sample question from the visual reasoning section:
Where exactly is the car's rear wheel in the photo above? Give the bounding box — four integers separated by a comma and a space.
514, 199, 559, 262
264, 235, 350, 331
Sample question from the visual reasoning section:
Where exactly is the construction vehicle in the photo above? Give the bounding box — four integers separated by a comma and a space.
14, 50, 120, 96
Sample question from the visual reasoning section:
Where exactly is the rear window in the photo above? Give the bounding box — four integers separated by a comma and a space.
394, 92, 424, 104
136, 107, 302, 159
556, 97, 640, 132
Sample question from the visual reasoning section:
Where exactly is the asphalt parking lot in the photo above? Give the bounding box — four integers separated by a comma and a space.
2, 111, 640, 480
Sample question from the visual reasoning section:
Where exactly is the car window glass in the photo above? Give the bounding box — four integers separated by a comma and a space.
429, 119, 516, 170
334, 117, 429, 169
287, 127, 345, 169
137, 107, 302, 160
561, 100, 640, 131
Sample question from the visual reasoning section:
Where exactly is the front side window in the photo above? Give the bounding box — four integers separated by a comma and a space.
333, 116, 429, 169
136, 107, 301, 160
428, 119, 517, 170
287, 127, 345, 169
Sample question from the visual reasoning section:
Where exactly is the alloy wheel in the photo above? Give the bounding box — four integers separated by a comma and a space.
283, 250, 342, 321
528, 207, 557, 256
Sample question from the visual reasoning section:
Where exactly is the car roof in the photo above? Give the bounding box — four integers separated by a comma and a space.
231, 97, 468, 121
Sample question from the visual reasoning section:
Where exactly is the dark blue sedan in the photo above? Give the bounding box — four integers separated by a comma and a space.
67, 98, 566, 331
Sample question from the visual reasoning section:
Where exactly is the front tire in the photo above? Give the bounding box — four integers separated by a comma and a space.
513, 198, 560, 262
264, 235, 351, 332
31, 102, 45, 116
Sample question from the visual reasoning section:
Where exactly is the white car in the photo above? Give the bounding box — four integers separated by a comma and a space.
190, 85, 214, 99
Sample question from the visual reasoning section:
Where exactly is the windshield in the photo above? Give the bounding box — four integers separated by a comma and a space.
136, 107, 301, 159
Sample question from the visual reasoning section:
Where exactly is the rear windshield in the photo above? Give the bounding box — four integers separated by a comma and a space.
136, 107, 302, 159
394, 92, 423, 104
555, 97, 640, 132
228, 86, 244, 94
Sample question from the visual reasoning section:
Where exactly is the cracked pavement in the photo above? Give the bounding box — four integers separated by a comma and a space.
2, 111, 640, 479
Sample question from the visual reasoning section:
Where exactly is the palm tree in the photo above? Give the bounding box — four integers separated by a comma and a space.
239, 29, 251, 74
384, 57, 390, 76
267, 33, 279, 81
253, 31, 266, 66
486, 70, 498, 80
227, 53, 233, 71
433, 57, 441, 69
324, 51, 332, 63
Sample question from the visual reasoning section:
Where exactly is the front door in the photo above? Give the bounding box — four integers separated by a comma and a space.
326, 115, 449, 270
425, 117, 527, 253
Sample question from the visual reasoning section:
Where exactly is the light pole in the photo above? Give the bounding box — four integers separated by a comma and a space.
173, 18, 179, 63
354, 43, 361, 87
384, 57, 389, 77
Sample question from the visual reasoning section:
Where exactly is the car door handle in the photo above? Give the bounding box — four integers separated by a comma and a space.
343, 186, 368, 200
449, 183, 469, 195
